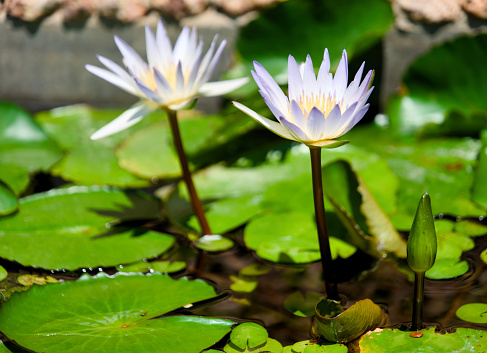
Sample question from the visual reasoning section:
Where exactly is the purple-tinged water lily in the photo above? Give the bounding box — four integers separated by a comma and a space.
86, 19, 248, 140
233, 49, 373, 148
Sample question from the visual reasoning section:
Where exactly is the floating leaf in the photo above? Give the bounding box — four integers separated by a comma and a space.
0, 273, 234, 353
0, 180, 17, 216
0, 101, 62, 194
356, 327, 486, 352
323, 160, 407, 258
229, 323, 269, 350
426, 259, 469, 280
230, 275, 258, 293
456, 303, 487, 324
386, 34, 487, 137
239, 263, 271, 277
481, 248, 487, 264
196, 235, 235, 252
314, 299, 388, 343
17, 275, 58, 286
225, 338, 282, 353
454, 220, 487, 237
0, 266, 7, 282
118, 261, 186, 274
0, 186, 174, 270
36, 105, 151, 187
286, 340, 347, 353
284, 291, 324, 318
244, 212, 355, 264
473, 130, 487, 208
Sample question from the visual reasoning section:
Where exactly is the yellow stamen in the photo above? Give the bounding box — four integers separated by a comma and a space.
295, 93, 344, 120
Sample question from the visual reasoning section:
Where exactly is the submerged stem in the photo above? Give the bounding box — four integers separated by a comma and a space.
309, 147, 339, 301
167, 109, 212, 236
412, 272, 425, 331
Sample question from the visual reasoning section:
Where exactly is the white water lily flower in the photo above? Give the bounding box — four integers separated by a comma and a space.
233, 49, 373, 148
86, 20, 248, 140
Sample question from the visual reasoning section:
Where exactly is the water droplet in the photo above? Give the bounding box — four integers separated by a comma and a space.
105, 223, 111, 229
480, 216, 484, 221
82, 269, 87, 273
438, 213, 444, 219
183, 303, 193, 308
98, 268, 103, 272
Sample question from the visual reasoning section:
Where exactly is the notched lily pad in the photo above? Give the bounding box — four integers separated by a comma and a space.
0, 186, 174, 270
355, 327, 486, 352
284, 291, 324, 318
229, 322, 269, 350
230, 275, 259, 293
0, 272, 235, 353
286, 340, 347, 353
456, 303, 487, 324
314, 299, 389, 343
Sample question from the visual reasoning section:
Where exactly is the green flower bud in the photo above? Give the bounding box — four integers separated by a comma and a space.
407, 193, 437, 273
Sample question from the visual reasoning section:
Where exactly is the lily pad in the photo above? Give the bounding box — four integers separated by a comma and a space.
224, 338, 283, 353
35, 105, 151, 187
229, 323, 268, 350
0, 272, 235, 353
285, 340, 347, 353
196, 235, 235, 252
386, 34, 487, 137
481, 248, 487, 264
356, 327, 486, 352
456, 303, 487, 324
314, 299, 389, 343
17, 274, 58, 286
244, 212, 356, 264
118, 260, 186, 274
0, 186, 174, 270
0, 265, 7, 282
230, 275, 259, 293
0, 180, 17, 216
239, 263, 271, 277
454, 220, 487, 237
473, 130, 487, 208
238, 0, 393, 77
426, 259, 470, 280
0, 101, 62, 194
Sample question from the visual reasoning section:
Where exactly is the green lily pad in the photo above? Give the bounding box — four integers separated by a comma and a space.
118, 260, 186, 274
454, 220, 487, 237
230, 275, 259, 293
426, 259, 470, 280
0, 180, 17, 216
386, 34, 487, 137
35, 105, 151, 187
323, 160, 407, 259
195, 235, 235, 252
0, 101, 62, 194
286, 340, 347, 353
239, 263, 271, 277
0, 272, 235, 353
188, 195, 264, 235
244, 212, 356, 264
0, 186, 174, 270
314, 299, 389, 343
17, 274, 58, 286
481, 248, 487, 264
0, 265, 7, 282
238, 0, 392, 77
356, 327, 486, 352
229, 323, 269, 350
284, 291, 324, 317
225, 338, 283, 353
456, 303, 487, 324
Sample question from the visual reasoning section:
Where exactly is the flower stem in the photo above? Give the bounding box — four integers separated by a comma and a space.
412, 272, 425, 331
167, 109, 212, 236
309, 147, 339, 301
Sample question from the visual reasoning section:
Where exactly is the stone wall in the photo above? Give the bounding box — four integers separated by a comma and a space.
0, 0, 487, 112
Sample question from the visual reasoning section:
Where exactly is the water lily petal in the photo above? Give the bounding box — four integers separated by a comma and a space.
97, 55, 134, 86
260, 90, 289, 121
233, 102, 295, 140
306, 107, 326, 140
145, 25, 160, 69
325, 103, 353, 138
153, 68, 173, 98
288, 55, 303, 101
172, 26, 191, 64
343, 62, 365, 103
114, 36, 147, 78
198, 40, 227, 86
85, 64, 137, 96
155, 20, 172, 67
342, 104, 370, 135
134, 78, 165, 104
290, 99, 307, 128
307, 139, 350, 148
90, 101, 155, 140
252, 63, 288, 112
280, 117, 309, 142
199, 77, 249, 97
302, 55, 317, 98
334, 50, 348, 101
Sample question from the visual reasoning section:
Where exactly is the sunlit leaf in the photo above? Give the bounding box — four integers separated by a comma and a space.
286, 340, 347, 353
0, 186, 174, 270
229, 323, 268, 350
0, 265, 7, 282
356, 327, 486, 352
0, 273, 234, 353
195, 235, 235, 252
0, 180, 17, 216
230, 275, 258, 293
118, 261, 186, 274
36, 105, 152, 187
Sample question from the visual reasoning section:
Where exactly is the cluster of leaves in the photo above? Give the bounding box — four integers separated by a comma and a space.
0, 0, 487, 351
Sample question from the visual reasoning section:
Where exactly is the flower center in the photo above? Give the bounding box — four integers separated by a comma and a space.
295, 93, 343, 119
141, 63, 186, 91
